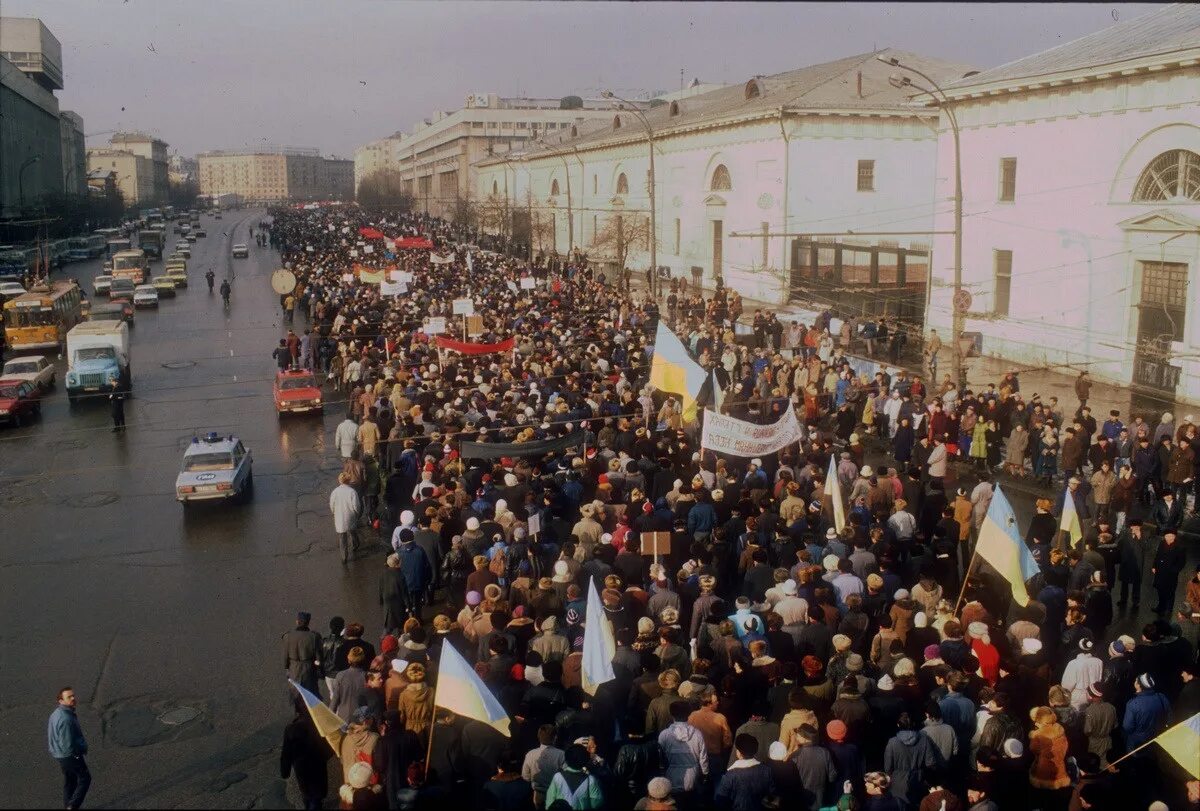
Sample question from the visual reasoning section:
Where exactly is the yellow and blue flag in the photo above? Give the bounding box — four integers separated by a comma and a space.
975, 485, 1041, 606
1155, 712, 1200, 779
649, 321, 707, 424
434, 639, 511, 736
826, 454, 846, 533
581, 579, 616, 695
288, 679, 346, 755
1059, 487, 1083, 546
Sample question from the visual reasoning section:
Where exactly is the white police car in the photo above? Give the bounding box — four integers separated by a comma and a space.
175, 432, 253, 505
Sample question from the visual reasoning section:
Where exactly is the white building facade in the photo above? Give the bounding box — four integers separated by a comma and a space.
925, 4, 1200, 405
474, 51, 970, 322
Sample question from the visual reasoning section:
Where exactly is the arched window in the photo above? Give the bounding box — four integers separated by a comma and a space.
616, 173, 629, 195
613, 115, 622, 130
669, 101, 681, 117
550, 179, 560, 196
710, 164, 732, 191
492, 180, 498, 195
745, 78, 763, 100
1133, 149, 1200, 202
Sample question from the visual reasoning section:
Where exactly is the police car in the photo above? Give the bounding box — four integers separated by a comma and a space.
175, 432, 253, 505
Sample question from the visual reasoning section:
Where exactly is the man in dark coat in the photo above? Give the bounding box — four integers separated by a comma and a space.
282, 611, 322, 694
281, 692, 332, 810
715, 733, 775, 811
1151, 529, 1185, 617
380, 554, 411, 633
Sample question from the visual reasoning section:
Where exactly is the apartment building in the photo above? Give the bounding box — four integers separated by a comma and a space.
109, 132, 169, 205
197, 148, 353, 204
86, 148, 154, 206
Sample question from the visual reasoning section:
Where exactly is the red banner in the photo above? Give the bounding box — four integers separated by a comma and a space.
435, 336, 515, 355
358, 227, 386, 240
393, 237, 433, 250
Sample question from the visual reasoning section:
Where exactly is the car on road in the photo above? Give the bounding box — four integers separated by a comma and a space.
133, 284, 159, 307
193, 228, 206, 238
232, 244, 249, 258
0, 378, 42, 426
273, 369, 323, 415
94, 275, 113, 296
166, 266, 188, 288
213, 211, 222, 219
0, 281, 26, 302
185, 232, 198, 243
175, 432, 253, 506
2, 355, 55, 391
174, 242, 191, 258
109, 277, 136, 303
152, 276, 177, 297
89, 300, 134, 325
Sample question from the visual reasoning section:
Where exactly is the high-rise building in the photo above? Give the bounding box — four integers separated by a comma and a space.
86, 148, 154, 206
59, 110, 85, 196
109, 132, 169, 205
197, 147, 354, 203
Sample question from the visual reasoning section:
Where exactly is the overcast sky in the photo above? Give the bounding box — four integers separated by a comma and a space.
5, 1, 1161, 158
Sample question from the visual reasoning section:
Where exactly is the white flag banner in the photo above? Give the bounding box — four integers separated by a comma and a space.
380, 280, 407, 296
700, 407, 803, 458
430, 253, 454, 265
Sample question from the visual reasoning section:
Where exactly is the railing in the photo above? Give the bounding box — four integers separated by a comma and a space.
1132, 357, 1181, 391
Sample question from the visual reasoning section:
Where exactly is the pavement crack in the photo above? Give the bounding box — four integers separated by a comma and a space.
92, 633, 117, 708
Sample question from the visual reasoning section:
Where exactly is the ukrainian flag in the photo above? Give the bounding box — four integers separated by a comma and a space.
1155, 712, 1200, 779
1059, 487, 1083, 546
581, 579, 616, 695
288, 679, 345, 755
434, 640, 511, 736
649, 321, 707, 424
975, 485, 1041, 606
826, 454, 846, 533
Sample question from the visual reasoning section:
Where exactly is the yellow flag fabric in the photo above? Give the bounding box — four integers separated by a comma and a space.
826, 455, 846, 532
1059, 488, 1083, 546
649, 322, 707, 424
289, 679, 345, 756
1155, 712, 1200, 779
434, 641, 511, 736
975, 486, 1041, 606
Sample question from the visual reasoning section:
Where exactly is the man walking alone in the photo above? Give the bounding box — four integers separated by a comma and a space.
48, 687, 91, 809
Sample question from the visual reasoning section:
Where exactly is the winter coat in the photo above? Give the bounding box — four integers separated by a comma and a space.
883, 730, 939, 806
658, 722, 709, 792
714, 759, 775, 811
396, 682, 433, 739
1006, 427, 1029, 466
1122, 688, 1170, 750
396, 542, 432, 593
330, 484, 361, 533
378, 568, 410, 631
790, 744, 838, 811
1028, 723, 1069, 790
1060, 654, 1103, 709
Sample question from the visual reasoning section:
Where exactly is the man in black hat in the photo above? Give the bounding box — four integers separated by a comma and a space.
282, 612, 323, 695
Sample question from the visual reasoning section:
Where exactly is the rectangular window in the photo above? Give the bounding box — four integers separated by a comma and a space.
994, 249, 1013, 316
857, 159, 875, 192
674, 218, 681, 254
761, 222, 770, 268
593, 175, 597, 195
999, 157, 1017, 202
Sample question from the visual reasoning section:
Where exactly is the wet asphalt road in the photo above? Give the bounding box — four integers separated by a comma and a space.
0, 210, 383, 808
1, 211, 1196, 807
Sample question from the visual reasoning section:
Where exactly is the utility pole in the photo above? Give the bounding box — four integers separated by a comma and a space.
602, 91, 657, 298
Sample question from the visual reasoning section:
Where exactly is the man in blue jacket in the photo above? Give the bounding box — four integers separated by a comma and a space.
715, 733, 775, 811
1123, 673, 1170, 751
48, 687, 90, 809
394, 528, 432, 618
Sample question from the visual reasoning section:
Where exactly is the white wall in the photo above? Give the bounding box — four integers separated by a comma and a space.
927, 68, 1200, 403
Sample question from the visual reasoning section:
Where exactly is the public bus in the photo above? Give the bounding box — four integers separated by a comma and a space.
106, 237, 132, 257
67, 234, 107, 262
111, 249, 149, 284
2, 281, 83, 353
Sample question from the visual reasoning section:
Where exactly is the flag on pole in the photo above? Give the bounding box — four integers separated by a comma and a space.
1154, 712, 1200, 778
433, 640, 511, 736
648, 321, 707, 424
975, 485, 1041, 606
581, 580, 616, 695
466, 251, 474, 275
710, 369, 725, 413
288, 679, 345, 755
826, 454, 846, 533
1059, 488, 1083, 546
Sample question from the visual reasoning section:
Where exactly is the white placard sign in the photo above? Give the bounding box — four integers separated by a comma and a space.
700, 407, 804, 458
341, 226, 350, 234
385, 240, 396, 252
306, 245, 314, 253
425, 317, 446, 335
349, 249, 359, 258
520, 276, 536, 290
341, 273, 355, 283
452, 298, 475, 315
380, 280, 407, 296
364, 245, 374, 254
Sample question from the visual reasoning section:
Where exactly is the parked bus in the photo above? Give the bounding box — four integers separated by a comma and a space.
106, 237, 132, 257
0, 246, 33, 280
49, 239, 72, 268
67, 234, 107, 262
2, 281, 83, 353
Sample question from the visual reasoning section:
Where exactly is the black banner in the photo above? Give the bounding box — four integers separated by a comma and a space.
459, 430, 587, 461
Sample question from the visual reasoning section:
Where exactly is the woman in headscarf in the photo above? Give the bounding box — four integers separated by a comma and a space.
892, 417, 915, 467
1005, 422, 1030, 477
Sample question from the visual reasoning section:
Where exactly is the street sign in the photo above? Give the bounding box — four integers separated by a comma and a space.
953, 288, 973, 313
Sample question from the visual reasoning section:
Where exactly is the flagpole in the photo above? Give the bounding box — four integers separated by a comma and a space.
1103, 736, 1159, 772
425, 716, 436, 774
953, 550, 979, 617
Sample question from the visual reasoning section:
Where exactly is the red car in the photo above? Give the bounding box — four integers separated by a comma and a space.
0, 378, 42, 426
273, 369, 322, 415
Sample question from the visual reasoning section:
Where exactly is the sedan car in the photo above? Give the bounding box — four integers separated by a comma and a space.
0, 378, 42, 426
232, 244, 249, 258
174, 242, 192, 258
185, 232, 198, 243
166, 266, 188, 288
152, 276, 177, 298
193, 228, 207, 238
273, 369, 323, 415
175, 432, 253, 505
89, 300, 134, 325
2, 355, 55, 391
133, 285, 159, 307
0, 281, 26, 301
94, 275, 113, 296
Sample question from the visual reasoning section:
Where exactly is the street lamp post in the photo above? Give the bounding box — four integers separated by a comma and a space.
880, 56, 965, 390
18, 155, 42, 212
602, 91, 657, 299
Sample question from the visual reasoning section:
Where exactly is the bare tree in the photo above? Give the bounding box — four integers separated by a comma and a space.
589, 213, 649, 270
477, 194, 509, 236
357, 169, 415, 210
450, 197, 478, 229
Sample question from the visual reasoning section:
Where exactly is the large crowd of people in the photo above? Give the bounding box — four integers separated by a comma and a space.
272, 204, 1199, 811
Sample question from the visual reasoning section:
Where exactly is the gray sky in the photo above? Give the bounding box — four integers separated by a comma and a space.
5, 1, 1161, 158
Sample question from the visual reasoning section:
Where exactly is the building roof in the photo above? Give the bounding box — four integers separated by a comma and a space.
476, 48, 973, 165
945, 4, 1200, 94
